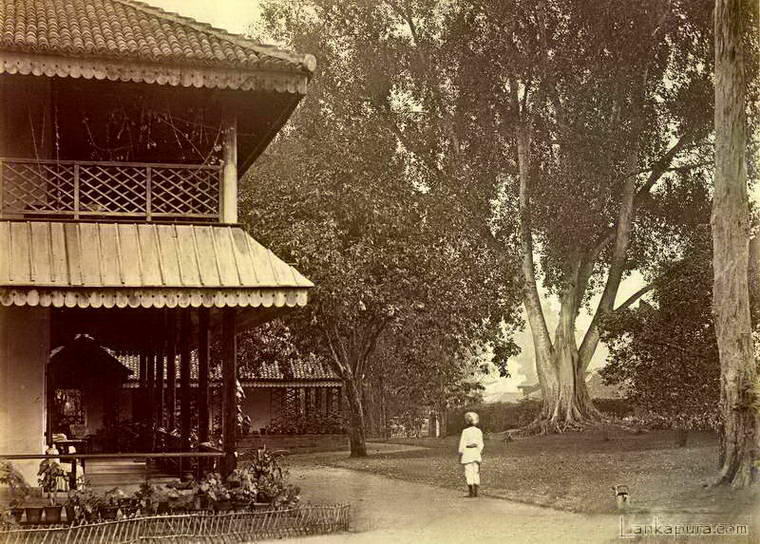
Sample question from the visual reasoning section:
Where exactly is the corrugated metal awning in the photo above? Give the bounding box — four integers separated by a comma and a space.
0, 221, 313, 309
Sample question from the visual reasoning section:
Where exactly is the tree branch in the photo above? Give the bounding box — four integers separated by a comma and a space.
612, 283, 656, 313
634, 128, 706, 203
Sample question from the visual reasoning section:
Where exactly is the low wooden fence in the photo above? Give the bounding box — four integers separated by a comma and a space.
0, 505, 350, 543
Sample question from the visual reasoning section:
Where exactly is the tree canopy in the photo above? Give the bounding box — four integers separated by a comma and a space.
240, 0, 521, 453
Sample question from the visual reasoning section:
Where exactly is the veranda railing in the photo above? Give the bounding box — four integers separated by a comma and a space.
0, 158, 222, 222
0, 452, 226, 490
0, 505, 351, 543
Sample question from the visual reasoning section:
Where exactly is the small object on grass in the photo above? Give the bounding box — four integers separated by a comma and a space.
612, 485, 629, 510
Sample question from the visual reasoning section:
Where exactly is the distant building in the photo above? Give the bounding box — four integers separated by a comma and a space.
118, 353, 344, 435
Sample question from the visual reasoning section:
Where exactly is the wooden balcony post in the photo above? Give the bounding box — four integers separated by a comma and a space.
156, 341, 165, 429
221, 111, 238, 223
137, 353, 147, 423
73, 163, 80, 219
166, 312, 177, 431
179, 309, 192, 449
198, 308, 210, 444
221, 308, 237, 476
146, 166, 152, 221
146, 347, 155, 446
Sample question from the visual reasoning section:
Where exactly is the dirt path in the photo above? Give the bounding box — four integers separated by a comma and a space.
284, 465, 621, 544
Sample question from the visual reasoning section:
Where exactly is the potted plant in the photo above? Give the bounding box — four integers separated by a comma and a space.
67, 485, 101, 523
164, 480, 195, 513
226, 467, 257, 511
135, 481, 160, 515
200, 473, 231, 512
38, 459, 66, 523
0, 461, 31, 523
23, 501, 44, 524
100, 487, 125, 520
191, 476, 213, 511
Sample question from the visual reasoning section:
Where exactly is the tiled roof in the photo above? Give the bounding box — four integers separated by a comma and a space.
0, 221, 312, 309
0, 0, 315, 92
250, 359, 338, 381
0, 0, 314, 73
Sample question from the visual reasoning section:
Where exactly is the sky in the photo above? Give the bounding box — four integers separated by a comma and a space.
144, 0, 262, 35
143, 1, 706, 402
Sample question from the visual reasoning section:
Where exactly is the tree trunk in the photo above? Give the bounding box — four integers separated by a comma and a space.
344, 375, 368, 457
712, 0, 758, 489
380, 375, 389, 439
516, 119, 599, 433
529, 289, 600, 432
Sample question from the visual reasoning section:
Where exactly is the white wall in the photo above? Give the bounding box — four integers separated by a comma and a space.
0, 306, 50, 485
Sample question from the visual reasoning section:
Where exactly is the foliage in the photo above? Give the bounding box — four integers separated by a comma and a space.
37, 459, 66, 505
265, 412, 345, 435
251, 0, 719, 433
238, 448, 300, 508
197, 473, 230, 503
592, 399, 634, 420
0, 461, 31, 508
0, 451, 302, 524
446, 398, 634, 435
102, 487, 126, 507
600, 231, 720, 430
447, 401, 542, 434
133, 481, 168, 515
66, 481, 102, 522
249, 0, 521, 456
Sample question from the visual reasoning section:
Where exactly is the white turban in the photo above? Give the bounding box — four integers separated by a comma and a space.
464, 412, 479, 425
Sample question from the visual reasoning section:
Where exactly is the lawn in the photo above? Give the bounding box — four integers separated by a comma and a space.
289, 426, 759, 516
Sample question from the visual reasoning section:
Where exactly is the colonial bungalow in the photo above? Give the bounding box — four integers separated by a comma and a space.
117, 352, 344, 438
0, 0, 316, 483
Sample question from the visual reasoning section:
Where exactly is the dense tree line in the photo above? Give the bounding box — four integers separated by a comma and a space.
238, 0, 759, 487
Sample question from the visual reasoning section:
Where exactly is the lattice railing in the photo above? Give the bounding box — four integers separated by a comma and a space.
0, 505, 351, 544
0, 158, 222, 221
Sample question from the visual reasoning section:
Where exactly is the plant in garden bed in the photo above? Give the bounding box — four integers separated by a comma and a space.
66, 482, 101, 523
0, 509, 20, 529
240, 448, 300, 509
99, 487, 125, 520
198, 472, 231, 511
164, 480, 196, 513
135, 481, 170, 515
226, 468, 257, 510
0, 461, 32, 524
38, 459, 66, 523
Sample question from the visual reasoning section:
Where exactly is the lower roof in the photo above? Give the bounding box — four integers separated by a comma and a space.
0, 220, 312, 309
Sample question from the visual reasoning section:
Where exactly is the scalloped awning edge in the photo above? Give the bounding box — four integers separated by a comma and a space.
0, 52, 309, 93
0, 288, 309, 309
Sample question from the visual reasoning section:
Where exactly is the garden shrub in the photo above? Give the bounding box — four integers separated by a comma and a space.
447, 400, 541, 434
447, 398, 634, 434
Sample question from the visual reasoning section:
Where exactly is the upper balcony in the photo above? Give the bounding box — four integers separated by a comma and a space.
0, 157, 223, 223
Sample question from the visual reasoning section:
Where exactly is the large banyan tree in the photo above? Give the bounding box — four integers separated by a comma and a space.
258, 0, 716, 433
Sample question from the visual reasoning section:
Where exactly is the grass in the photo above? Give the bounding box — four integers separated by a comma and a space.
289, 426, 759, 516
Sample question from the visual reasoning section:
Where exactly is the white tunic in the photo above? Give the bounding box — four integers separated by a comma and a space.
458, 426, 484, 464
